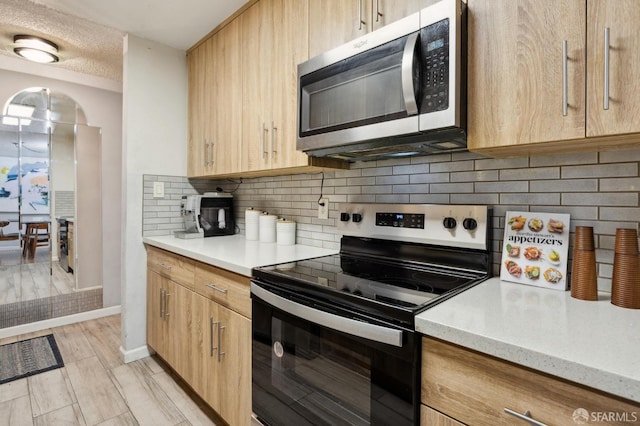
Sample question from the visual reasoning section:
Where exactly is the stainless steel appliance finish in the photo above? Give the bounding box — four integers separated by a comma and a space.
297, 0, 466, 162
176, 192, 235, 238
251, 204, 490, 425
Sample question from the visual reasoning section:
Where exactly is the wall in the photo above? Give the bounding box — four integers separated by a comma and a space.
143, 148, 640, 293
121, 34, 188, 361
0, 60, 123, 307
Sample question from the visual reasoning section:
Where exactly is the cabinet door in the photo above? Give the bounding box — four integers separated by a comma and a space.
146, 272, 173, 364
146, 271, 165, 355
188, 291, 213, 400
166, 281, 192, 382
421, 405, 465, 426
187, 43, 208, 177
372, 0, 437, 30
467, 0, 586, 150
241, 0, 273, 173
270, 0, 311, 170
308, 0, 371, 58
586, 0, 640, 137
217, 304, 251, 426
212, 20, 243, 175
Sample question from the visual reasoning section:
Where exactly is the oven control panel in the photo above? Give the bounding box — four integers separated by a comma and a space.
337, 203, 489, 251
376, 212, 425, 229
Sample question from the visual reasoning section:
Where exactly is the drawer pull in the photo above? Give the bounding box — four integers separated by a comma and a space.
504, 408, 548, 426
206, 284, 228, 294
159, 263, 172, 271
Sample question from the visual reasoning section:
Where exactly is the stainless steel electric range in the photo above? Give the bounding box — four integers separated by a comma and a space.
251, 204, 491, 426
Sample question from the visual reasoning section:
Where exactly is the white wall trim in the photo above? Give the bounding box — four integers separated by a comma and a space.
0, 305, 121, 339
119, 344, 152, 364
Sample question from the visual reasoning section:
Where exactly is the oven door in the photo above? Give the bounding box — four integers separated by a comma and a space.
251, 281, 419, 426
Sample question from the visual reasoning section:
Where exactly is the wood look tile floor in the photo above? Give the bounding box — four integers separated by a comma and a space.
0, 315, 221, 426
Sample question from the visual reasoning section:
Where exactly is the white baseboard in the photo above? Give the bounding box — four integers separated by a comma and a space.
120, 344, 152, 364
0, 305, 121, 339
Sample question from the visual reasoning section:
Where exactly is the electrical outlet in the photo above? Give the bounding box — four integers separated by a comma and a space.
318, 198, 329, 219
153, 181, 164, 198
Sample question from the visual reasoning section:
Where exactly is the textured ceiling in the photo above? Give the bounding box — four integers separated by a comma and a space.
0, 0, 248, 83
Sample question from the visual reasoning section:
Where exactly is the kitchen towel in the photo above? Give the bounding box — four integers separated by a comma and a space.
259, 213, 278, 243
245, 208, 262, 241
276, 219, 296, 246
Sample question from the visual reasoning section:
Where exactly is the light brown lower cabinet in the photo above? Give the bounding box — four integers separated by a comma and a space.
421, 336, 639, 426
421, 405, 465, 426
146, 246, 251, 426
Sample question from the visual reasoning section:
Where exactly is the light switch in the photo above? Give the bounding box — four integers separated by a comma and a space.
153, 181, 164, 198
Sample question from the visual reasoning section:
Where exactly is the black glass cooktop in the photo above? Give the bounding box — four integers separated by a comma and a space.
252, 236, 490, 328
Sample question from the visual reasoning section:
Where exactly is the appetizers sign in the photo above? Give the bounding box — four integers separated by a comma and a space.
500, 211, 570, 290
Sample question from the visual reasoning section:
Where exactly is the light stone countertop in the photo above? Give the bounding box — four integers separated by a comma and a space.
142, 234, 338, 277
415, 277, 640, 403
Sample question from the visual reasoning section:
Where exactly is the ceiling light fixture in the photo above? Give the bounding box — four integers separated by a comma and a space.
13, 35, 59, 64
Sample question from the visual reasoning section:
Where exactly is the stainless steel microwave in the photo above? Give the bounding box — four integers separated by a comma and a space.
297, 0, 466, 161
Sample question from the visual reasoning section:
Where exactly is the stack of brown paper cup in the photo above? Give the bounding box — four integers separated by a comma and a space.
571, 226, 597, 301
611, 228, 640, 309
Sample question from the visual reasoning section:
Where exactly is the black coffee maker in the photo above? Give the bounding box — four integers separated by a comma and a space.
180, 192, 235, 237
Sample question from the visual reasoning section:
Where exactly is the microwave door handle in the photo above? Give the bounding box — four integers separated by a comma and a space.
401, 32, 420, 116
251, 283, 403, 347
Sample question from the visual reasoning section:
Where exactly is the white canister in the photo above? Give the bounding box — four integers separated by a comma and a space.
276, 219, 296, 246
245, 208, 262, 241
259, 212, 278, 243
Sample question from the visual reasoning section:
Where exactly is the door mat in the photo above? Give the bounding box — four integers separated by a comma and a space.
0, 334, 64, 384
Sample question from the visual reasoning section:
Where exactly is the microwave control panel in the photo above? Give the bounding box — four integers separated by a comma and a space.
420, 18, 450, 113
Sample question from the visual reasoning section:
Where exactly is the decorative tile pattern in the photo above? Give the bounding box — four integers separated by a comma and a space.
142, 148, 640, 293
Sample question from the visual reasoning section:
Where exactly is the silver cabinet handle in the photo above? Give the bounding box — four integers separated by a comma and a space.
401, 32, 420, 116
375, 0, 382, 22
209, 141, 214, 166
562, 40, 568, 116
164, 292, 170, 318
604, 27, 610, 110
218, 323, 225, 362
262, 123, 268, 158
206, 284, 228, 294
358, 0, 365, 30
159, 288, 164, 318
504, 408, 548, 426
210, 318, 217, 357
251, 283, 403, 347
203, 142, 208, 168
271, 121, 277, 156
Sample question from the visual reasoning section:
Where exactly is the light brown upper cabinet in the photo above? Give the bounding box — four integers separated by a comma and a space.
586, 0, 640, 137
187, 40, 208, 177
309, 0, 440, 58
187, 21, 242, 177
468, 0, 640, 156
188, 0, 346, 178
243, 0, 342, 175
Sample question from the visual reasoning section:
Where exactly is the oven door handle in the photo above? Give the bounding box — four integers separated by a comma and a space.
251, 283, 403, 347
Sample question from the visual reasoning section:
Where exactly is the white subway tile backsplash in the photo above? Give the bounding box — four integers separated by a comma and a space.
562, 163, 637, 179
530, 179, 598, 193
142, 147, 640, 293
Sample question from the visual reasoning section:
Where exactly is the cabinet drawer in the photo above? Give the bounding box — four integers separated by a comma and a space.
422, 336, 638, 426
194, 263, 251, 319
147, 246, 195, 289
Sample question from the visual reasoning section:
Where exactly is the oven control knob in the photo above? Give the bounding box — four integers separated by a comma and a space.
463, 218, 478, 231
340, 212, 350, 222
443, 217, 457, 229
352, 213, 363, 223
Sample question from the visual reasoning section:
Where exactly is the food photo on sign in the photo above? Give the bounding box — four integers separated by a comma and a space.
500, 211, 571, 291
